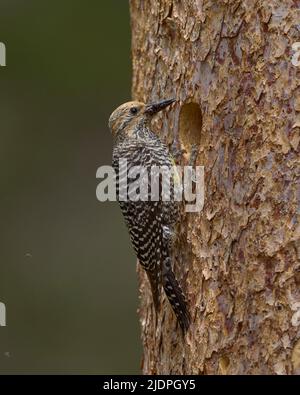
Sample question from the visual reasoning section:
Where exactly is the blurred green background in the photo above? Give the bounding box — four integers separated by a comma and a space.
0, 0, 140, 373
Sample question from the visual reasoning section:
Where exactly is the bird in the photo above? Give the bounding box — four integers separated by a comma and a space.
108, 98, 190, 333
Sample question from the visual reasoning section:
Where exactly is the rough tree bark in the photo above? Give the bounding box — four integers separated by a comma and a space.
129, 0, 300, 374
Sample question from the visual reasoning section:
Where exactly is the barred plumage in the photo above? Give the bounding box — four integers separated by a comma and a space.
109, 99, 190, 332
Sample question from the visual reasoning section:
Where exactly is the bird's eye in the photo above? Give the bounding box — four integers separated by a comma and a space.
130, 107, 138, 115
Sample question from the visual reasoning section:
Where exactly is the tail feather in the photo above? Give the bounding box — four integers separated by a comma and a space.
162, 256, 190, 333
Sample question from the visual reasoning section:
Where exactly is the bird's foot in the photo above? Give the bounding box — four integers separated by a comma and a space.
170, 142, 186, 164
189, 144, 199, 167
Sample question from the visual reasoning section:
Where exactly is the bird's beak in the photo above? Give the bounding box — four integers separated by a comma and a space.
144, 98, 176, 115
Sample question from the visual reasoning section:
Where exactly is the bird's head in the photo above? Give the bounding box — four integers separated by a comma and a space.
108, 98, 176, 137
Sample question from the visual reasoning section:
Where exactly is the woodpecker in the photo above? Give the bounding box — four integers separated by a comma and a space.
109, 98, 190, 332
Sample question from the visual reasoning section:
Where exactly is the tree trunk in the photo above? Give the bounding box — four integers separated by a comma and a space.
129, 0, 300, 375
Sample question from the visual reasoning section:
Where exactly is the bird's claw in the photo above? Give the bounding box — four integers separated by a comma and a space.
189, 144, 199, 167
170, 143, 186, 163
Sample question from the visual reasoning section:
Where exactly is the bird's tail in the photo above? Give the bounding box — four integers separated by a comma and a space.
162, 255, 190, 333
